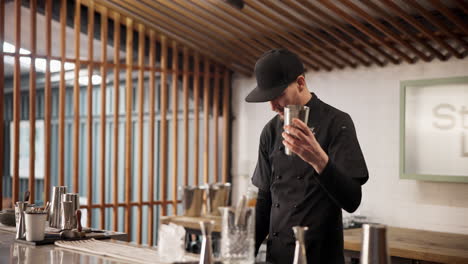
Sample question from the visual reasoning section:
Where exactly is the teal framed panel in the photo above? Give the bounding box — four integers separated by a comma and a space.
400, 76, 468, 183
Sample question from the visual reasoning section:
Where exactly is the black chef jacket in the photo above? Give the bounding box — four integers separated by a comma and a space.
252, 93, 368, 264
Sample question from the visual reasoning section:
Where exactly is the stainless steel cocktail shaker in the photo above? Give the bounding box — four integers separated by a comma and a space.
360, 224, 390, 264
49, 186, 67, 228
284, 105, 310, 156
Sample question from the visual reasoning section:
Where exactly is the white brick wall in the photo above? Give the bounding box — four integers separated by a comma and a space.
231, 57, 468, 235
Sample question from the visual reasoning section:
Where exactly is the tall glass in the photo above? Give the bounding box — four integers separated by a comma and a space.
219, 206, 255, 263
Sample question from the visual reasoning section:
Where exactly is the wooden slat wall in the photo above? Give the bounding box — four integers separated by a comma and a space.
0, 0, 4, 210
43, 0, 52, 204
12, 0, 21, 203
2, 1, 232, 245
58, 0, 66, 187
99, 7, 108, 231
112, 11, 121, 231
136, 23, 145, 244
28, 0, 37, 204
147, 29, 156, 246
124, 17, 133, 238
86, 0, 95, 228
72, 0, 81, 193
160, 35, 168, 216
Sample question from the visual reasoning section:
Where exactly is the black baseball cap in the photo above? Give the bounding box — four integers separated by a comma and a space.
245, 48, 305, 103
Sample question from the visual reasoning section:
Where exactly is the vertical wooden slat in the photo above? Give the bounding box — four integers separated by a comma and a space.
193, 53, 200, 186
86, 1, 94, 227
112, 12, 120, 232
182, 47, 189, 187
58, 0, 66, 186
203, 59, 210, 184
124, 18, 134, 240
160, 35, 168, 216
213, 66, 220, 183
147, 29, 156, 246
0, 0, 4, 210
99, 7, 108, 230
222, 70, 230, 184
72, 0, 81, 194
136, 23, 145, 244
12, 0, 21, 203
28, 0, 37, 204
171, 41, 179, 213
44, 0, 52, 203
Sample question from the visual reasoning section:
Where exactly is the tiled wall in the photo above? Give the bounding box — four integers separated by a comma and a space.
231, 57, 468, 235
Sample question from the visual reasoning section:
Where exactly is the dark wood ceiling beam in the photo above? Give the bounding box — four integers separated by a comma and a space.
429, 0, 468, 37
380, 0, 461, 59
299, 0, 385, 67
453, 0, 468, 15
95, 0, 252, 75
140, 0, 257, 65
318, 0, 405, 64
246, 0, 346, 69
284, 0, 372, 67
405, 0, 468, 52
258, 0, 357, 68
116, 0, 254, 72
207, 0, 322, 71
340, 0, 429, 62
186, 0, 271, 52
242, 0, 334, 71
360, 0, 443, 61
305, 1, 394, 65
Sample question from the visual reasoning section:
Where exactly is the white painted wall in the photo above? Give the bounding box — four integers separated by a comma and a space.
231, 57, 468, 235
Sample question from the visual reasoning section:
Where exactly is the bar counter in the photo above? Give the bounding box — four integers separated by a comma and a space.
0, 229, 128, 264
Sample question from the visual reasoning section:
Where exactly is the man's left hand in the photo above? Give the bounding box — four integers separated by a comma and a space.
282, 118, 329, 174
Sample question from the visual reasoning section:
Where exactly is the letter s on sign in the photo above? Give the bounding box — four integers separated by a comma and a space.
433, 104, 456, 130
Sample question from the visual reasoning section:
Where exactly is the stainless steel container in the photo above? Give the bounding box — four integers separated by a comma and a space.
15, 202, 27, 239
49, 186, 67, 228
360, 224, 390, 264
62, 193, 79, 228
181, 186, 206, 217
60, 201, 74, 230
206, 183, 231, 216
284, 105, 310, 156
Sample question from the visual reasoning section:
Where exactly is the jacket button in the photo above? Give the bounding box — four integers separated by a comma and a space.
273, 232, 278, 237
293, 204, 298, 208
276, 175, 282, 180
296, 176, 302, 180
275, 203, 280, 208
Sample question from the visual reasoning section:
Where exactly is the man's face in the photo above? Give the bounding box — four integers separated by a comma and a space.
269, 81, 301, 119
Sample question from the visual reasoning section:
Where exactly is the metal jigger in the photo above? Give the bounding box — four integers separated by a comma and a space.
199, 220, 215, 264
292, 226, 309, 264
360, 224, 390, 264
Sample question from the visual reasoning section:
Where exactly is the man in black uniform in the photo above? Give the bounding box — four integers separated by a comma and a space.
245, 49, 369, 264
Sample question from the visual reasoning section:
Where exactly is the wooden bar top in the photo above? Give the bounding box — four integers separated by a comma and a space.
160, 217, 468, 263
344, 226, 468, 264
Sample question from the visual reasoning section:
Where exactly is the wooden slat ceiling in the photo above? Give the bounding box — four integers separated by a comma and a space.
94, 0, 468, 76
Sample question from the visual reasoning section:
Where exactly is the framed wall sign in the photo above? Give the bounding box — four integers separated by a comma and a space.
400, 76, 468, 183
